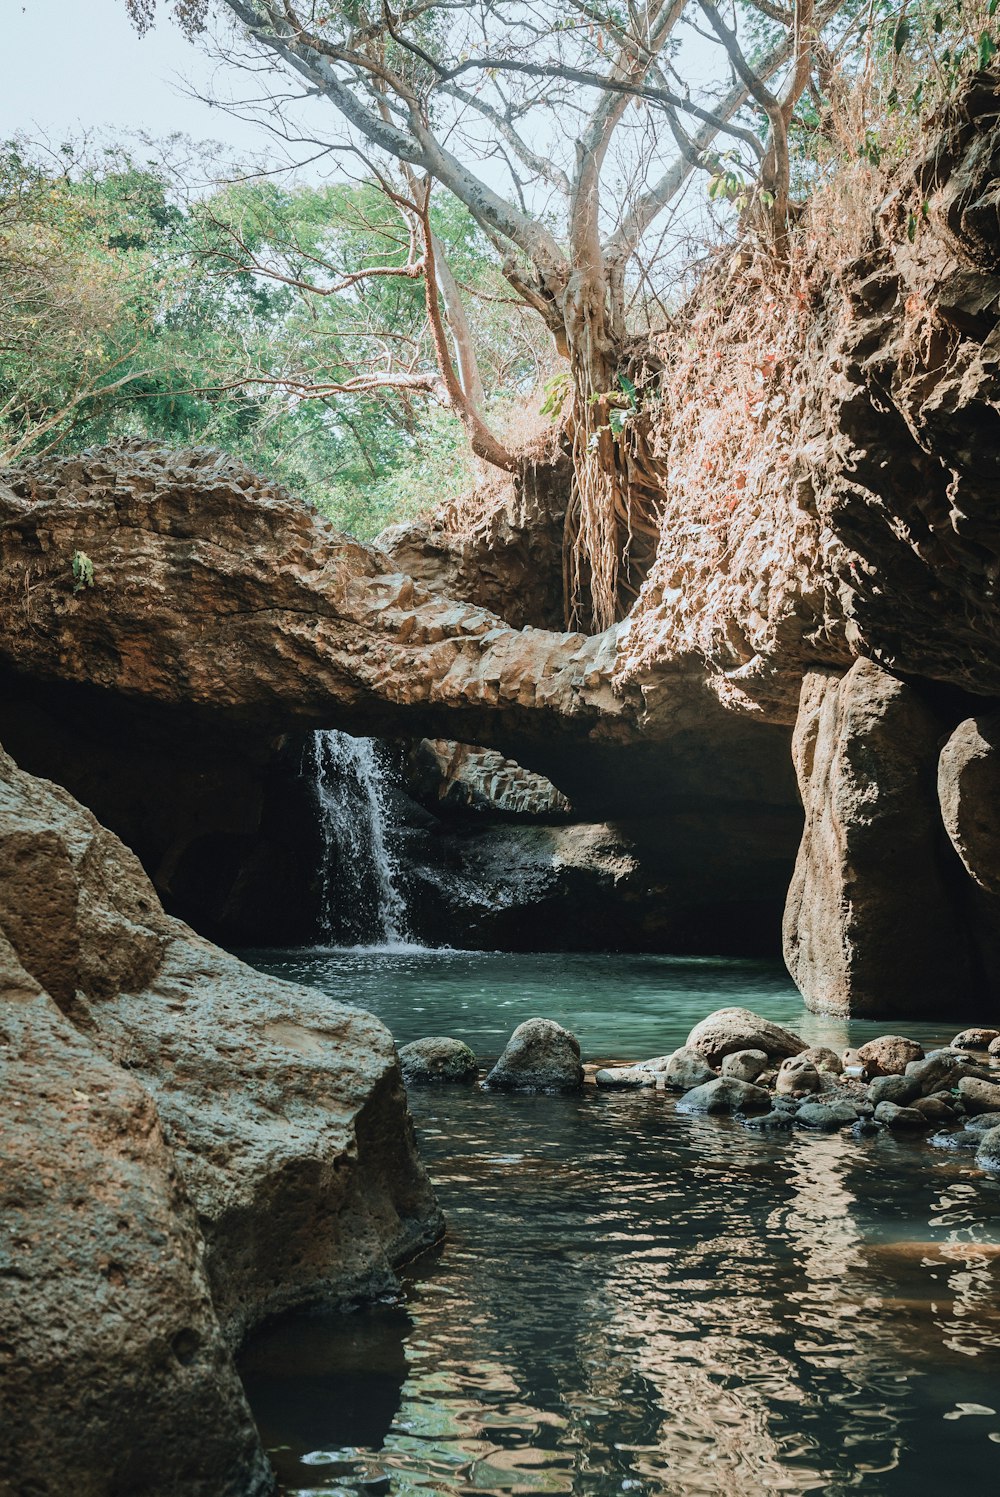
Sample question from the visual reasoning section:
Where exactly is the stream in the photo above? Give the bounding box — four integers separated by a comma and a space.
238, 948, 1000, 1496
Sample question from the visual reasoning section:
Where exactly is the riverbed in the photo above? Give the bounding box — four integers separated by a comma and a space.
238, 949, 1000, 1496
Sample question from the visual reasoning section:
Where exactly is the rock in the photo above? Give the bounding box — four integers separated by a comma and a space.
913, 1094, 958, 1125
853, 1118, 885, 1138
951, 1027, 1000, 1051
873, 1102, 928, 1129
775, 1056, 822, 1097
782, 662, 971, 1017
594, 1065, 657, 1089
484, 1018, 583, 1092
930, 1129, 978, 1150
0, 947, 273, 1497
796, 1099, 860, 1130
857, 1036, 925, 1077
0, 741, 442, 1491
964, 1112, 1000, 1135
742, 1110, 797, 1132
676, 1077, 771, 1115
957, 1075, 1000, 1115
905, 1051, 966, 1095
974, 1125, 1000, 1172
658, 1046, 718, 1092
800, 1045, 843, 1074
841, 1048, 868, 1078
398, 1037, 478, 1084
720, 1048, 769, 1082
868, 1075, 920, 1107
992, 1036, 1000, 1058
684, 1008, 805, 1068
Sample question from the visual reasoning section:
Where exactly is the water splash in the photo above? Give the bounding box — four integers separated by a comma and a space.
306, 730, 410, 947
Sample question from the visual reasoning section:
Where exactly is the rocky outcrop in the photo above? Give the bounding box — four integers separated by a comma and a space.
405, 737, 571, 820
0, 741, 442, 1494
782, 661, 973, 1016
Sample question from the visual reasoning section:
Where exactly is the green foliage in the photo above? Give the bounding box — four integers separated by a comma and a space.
71, 550, 95, 594
0, 136, 540, 538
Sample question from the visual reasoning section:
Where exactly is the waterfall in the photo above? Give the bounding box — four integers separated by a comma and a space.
306, 730, 411, 947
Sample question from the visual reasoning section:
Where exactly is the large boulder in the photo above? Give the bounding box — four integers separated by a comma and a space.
782, 661, 971, 1017
0, 742, 442, 1490
398, 1036, 478, 1084
857, 1036, 925, 1077
484, 1018, 583, 1092
685, 1007, 805, 1068
0, 941, 272, 1497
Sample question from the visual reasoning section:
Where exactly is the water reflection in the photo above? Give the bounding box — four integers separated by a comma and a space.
240, 951, 1000, 1495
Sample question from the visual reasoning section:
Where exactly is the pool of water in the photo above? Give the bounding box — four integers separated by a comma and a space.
238, 949, 1000, 1496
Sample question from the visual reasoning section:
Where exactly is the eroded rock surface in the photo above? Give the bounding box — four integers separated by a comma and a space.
0, 742, 442, 1492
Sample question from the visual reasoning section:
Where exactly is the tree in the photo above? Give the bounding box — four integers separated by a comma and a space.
127, 0, 849, 627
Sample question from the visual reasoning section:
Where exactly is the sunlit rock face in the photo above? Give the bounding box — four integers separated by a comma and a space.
0, 741, 442, 1494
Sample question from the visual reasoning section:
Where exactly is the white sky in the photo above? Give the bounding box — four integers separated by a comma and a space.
1, 0, 274, 157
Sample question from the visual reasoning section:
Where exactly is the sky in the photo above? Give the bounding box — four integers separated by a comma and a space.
1, 0, 283, 160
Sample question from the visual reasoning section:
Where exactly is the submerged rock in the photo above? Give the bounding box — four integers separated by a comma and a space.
857, 1036, 925, 1077
975, 1125, 1000, 1172
684, 1008, 805, 1068
594, 1065, 658, 1089
796, 1098, 860, 1131
399, 1037, 478, 1084
675, 1078, 771, 1115
484, 1018, 583, 1093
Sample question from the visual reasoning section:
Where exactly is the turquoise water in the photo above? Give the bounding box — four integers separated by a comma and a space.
238, 950, 1000, 1496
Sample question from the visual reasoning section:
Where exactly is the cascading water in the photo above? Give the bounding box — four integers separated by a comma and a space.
305, 730, 411, 947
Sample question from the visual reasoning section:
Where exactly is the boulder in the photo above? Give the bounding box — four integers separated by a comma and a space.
398, 1037, 478, 1084
992, 1036, 1000, 1058
874, 1102, 928, 1129
684, 1008, 805, 1068
857, 1036, 925, 1077
658, 1046, 718, 1091
675, 1078, 771, 1115
913, 1095, 958, 1124
905, 1051, 967, 1095
800, 1045, 843, 1074
720, 1048, 769, 1083
974, 1124, 1000, 1172
742, 1110, 797, 1132
0, 742, 442, 1490
775, 1056, 822, 1097
796, 1099, 860, 1131
952, 1027, 1000, 1052
782, 662, 971, 1017
957, 1075, 1000, 1115
868, 1074, 920, 1107
484, 1018, 583, 1093
594, 1065, 658, 1089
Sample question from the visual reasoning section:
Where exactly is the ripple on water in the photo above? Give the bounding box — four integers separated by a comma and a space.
237, 950, 1000, 1496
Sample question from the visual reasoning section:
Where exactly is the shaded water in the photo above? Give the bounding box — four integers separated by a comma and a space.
239, 950, 1000, 1496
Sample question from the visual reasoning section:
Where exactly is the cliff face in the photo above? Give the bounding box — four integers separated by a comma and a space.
0, 742, 442, 1495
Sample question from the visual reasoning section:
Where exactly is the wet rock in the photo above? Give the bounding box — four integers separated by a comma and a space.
775, 1056, 822, 1097
974, 1124, 1000, 1172
594, 1065, 657, 1089
913, 1094, 958, 1125
873, 1102, 928, 1129
853, 1117, 885, 1138
800, 1046, 843, 1074
484, 1018, 583, 1093
720, 1048, 769, 1083
398, 1037, 478, 1084
658, 1046, 718, 1092
675, 1078, 771, 1115
964, 1112, 1000, 1135
796, 1098, 860, 1130
990, 1035, 1000, 1058
742, 1110, 797, 1132
684, 1008, 805, 1068
957, 1075, 1000, 1115
929, 1128, 978, 1150
905, 1051, 966, 1095
952, 1027, 1000, 1052
857, 1036, 925, 1077
868, 1075, 920, 1108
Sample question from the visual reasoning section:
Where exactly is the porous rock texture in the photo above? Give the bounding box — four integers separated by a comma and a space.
0, 742, 442, 1495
